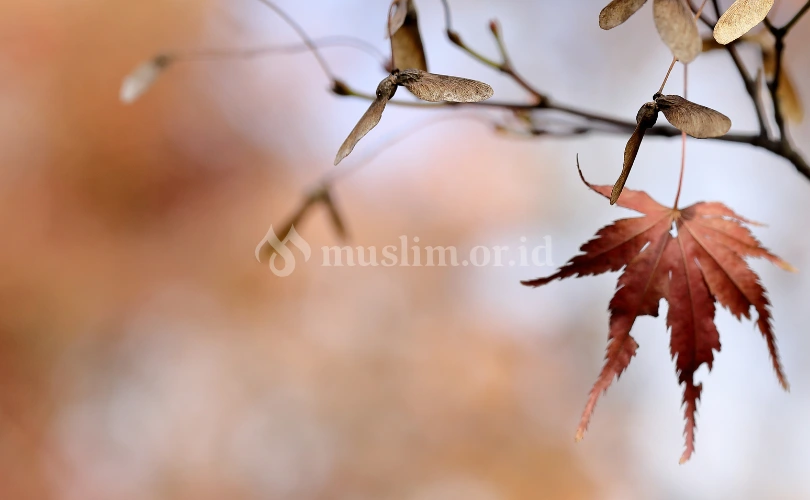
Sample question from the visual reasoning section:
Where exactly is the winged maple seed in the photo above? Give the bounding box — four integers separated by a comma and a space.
600, 0, 701, 63
714, 0, 775, 45
610, 94, 731, 204
599, 0, 648, 29
654, 93, 732, 138
334, 70, 493, 165
388, 0, 427, 72
652, 0, 701, 63
523, 163, 794, 463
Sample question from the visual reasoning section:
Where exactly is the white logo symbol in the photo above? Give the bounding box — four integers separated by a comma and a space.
256, 225, 312, 277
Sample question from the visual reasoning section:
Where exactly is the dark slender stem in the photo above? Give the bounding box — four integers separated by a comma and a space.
253, 0, 335, 80
769, 36, 787, 145
710, 0, 722, 19
489, 20, 545, 103
783, 1, 810, 34
439, 0, 546, 103
728, 43, 770, 137
337, 84, 810, 180
695, 0, 770, 138
762, 0, 810, 147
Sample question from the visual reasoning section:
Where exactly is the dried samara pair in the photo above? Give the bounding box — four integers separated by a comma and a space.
334, 0, 493, 166
611, 93, 731, 204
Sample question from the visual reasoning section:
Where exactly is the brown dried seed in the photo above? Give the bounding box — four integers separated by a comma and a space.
611, 102, 658, 205
653, 0, 701, 63
334, 76, 398, 166
395, 69, 493, 103
713, 0, 774, 45
599, 0, 648, 30
636, 101, 660, 127
654, 94, 732, 138
389, 0, 427, 71
388, 0, 409, 36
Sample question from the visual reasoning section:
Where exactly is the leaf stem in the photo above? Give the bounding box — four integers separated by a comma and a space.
658, 57, 677, 95
673, 66, 688, 209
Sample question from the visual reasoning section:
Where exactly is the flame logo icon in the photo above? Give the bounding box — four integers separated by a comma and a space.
255, 225, 312, 277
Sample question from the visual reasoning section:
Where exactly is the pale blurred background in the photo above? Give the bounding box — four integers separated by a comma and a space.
0, 0, 809, 498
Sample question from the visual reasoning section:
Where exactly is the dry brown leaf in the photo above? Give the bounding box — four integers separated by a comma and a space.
653, 0, 701, 63
655, 94, 732, 138
599, 0, 649, 29
713, 0, 775, 45
396, 69, 494, 103
389, 0, 427, 71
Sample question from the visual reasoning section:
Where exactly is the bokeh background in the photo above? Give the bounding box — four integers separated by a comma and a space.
1, 0, 809, 498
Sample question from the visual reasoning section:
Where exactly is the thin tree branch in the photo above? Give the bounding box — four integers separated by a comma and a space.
334, 84, 809, 179
439, 0, 546, 104
761, 0, 810, 149
768, 35, 789, 146
253, 0, 335, 80
782, 0, 810, 34
697, 0, 770, 137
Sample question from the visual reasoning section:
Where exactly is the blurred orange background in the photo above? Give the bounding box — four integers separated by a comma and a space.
1, 0, 809, 498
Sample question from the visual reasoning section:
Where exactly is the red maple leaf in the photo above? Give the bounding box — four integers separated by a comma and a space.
523, 166, 795, 463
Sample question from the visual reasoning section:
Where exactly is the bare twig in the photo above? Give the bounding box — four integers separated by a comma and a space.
781, 0, 810, 35
439, 0, 546, 103
335, 82, 806, 170
695, 0, 771, 137
761, 0, 810, 148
